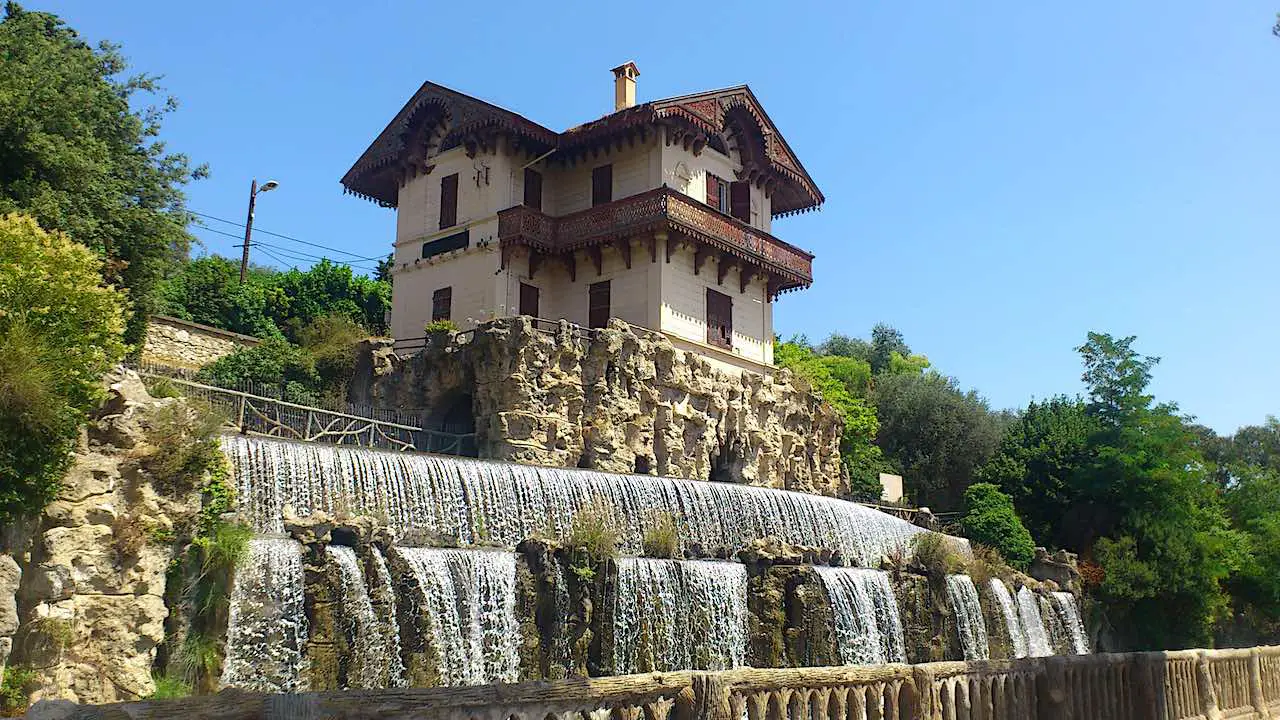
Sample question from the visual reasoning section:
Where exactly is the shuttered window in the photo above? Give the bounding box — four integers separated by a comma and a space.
706, 289, 733, 350
706, 173, 725, 211
439, 173, 459, 229
519, 282, 540, 318
730, 181, 751, 223
432, 287, 452, 322
523, 168, 543, 211
588, 280, 611, 329
592, 165, 612, 206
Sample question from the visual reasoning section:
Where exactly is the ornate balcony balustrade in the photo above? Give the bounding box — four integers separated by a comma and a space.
497, 187, 813, 293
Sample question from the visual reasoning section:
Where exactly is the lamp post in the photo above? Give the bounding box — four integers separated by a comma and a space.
239, 178, 279, 283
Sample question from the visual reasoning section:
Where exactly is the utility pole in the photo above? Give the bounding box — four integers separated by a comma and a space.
239, 178, 279, 284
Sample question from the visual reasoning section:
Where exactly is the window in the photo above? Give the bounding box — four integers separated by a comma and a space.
519, 282, 540, 318
706, 289, 733, 350
523, 168, 542, 211
421, 229, 469, 259
439, 173, 459, 229
588, 280, 611, 329
706, 173, 751, 223
592, 165, 612, 206
432, 287, 452, 322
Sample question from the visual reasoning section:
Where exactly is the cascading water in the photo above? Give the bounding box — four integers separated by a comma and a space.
324, 546, 406, 688
1049, 592, 1089, 655
223, 435, 940, 567
397, 547, 520, 685
612, 559, 748, 674
987, 578, 1029, 659
1015, 586, 1054, 657
220, 537, 309, 692
945, 575, 989, 660
369, 548, 410, 682
815, 567, 907, 665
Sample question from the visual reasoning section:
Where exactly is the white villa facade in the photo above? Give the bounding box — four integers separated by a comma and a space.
342, 64, 823, 373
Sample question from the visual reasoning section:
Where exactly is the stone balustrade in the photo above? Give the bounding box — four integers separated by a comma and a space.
28, 646, 1280, 720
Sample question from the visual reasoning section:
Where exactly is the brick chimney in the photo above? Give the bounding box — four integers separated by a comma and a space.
611, 62, 640, 111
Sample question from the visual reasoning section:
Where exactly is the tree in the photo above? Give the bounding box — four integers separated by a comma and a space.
196, 337, 321, 405
961, 483, 1035, 569
871, 372, 1005, 510
0, 3, 205, 344
870, 323, 911, 375
0, 214, 127, 522
375, 253, 394, 282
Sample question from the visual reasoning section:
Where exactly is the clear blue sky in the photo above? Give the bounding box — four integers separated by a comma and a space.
35, 1, 1280, 434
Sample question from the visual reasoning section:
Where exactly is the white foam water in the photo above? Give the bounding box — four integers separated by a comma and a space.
816, 567, 907, 665
324, 546, 406, 688
1050, 591, 1090, 655
612, 559, 748, 674
223, 435, 940, 568
397, 547, 521, 686
220, 537, 309, 691
1016, 586, 1054, 657
987, 578, 1029, 659
946, 575, 989, 660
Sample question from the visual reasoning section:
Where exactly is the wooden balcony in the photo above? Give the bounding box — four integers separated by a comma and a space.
497, 187, 813, 294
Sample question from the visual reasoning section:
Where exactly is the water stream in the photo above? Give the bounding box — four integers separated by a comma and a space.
612, 559, 748, 674
1016, 586, 1054, 657
816, 567, 907, 665
987, 578, 1029, 659
220, 537, 309, 692
946, 575, 989, 660
397, 547, 521, 685
325, 545, 406, 688
1050, 592, 1090, 655
224, 435, 936, 567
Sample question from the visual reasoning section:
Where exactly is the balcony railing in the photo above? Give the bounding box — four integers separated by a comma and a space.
497, 187, 813, 287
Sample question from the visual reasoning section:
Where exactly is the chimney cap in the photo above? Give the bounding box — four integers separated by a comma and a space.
611, 61, 641, 80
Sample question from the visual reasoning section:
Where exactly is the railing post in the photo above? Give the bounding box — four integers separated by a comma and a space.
1038, 655, 1068, 720
675, 673, 732, 720
912, 666, 940, 720
1132, 653, 1161, 720
1196, 650, 1223, 720
237, 395, 246, 430
1250, 648, 1272, 720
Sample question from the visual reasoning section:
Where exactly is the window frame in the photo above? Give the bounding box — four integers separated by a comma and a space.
591, 164, 613, 207
439, 173, 459, 229
588, 280, 611, 329
706, 288, 733, 350
431, 286, 453, 322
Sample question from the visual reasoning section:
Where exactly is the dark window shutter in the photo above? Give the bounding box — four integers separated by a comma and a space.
730, 181, 751, 222
523, 168, 542, 211
432, 287, 453, 322
519, 282, 540, 318
706, 289, 733, 349
706, 173, 721, 211
439, 173, 459, 229
592, 165, 612, 206
588, 280, 611, 328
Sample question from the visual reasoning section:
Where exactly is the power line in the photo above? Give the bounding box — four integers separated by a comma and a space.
190, 209, 387, 262
189, 226, 380, 271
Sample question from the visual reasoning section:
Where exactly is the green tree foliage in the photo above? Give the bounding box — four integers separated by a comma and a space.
0, 214, 127, 523
980, 332, 1243, 649
196, 337, 321, 405
961, 483, 1035, 569
158, 256, 389, 342
775, 340, 883, 497
872, 372, 1006, 510
0, 3, 205, 344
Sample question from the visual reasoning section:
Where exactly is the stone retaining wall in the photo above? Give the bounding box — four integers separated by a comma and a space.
30, 645, 1280, 720
354, 316, 846, 496
141, 315, 260, 370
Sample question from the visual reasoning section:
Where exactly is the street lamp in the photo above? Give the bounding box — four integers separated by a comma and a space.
239, 178, 279, 283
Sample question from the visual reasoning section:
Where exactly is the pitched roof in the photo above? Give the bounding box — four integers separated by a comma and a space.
341, 82, 824, 216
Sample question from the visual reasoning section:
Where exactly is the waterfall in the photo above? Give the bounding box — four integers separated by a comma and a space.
324, 546, 406, 688
398, 547, 521, 685
1015, 586, 1053, 657
223, 435, 940, 567
369, 548, 410, 682
987, 578, 1029, 659
815, 567, 907, 665
1050, 592, 1089, 655
220, 537, 309, 692
613, 559, 748, 674
945, 575, 989, 660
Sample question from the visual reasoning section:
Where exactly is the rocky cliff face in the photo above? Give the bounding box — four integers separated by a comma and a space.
1, 371, 205, 705
354, 317, 846, 496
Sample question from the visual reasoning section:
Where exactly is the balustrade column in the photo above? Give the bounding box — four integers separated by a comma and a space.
1037, 655, 1067, 720
675, 673, 733, 720
912, 667, 940, 720
1249, 648, 1272, 720
1196, 650, 1224, 720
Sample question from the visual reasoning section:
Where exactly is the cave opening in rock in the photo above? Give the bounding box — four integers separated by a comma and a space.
633, 456, 651, 475
426, 392, 477, 457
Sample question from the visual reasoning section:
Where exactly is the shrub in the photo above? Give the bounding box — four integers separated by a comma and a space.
566, 497, 619, 559
424, 319, 458, 334
141, 399, 225, 491
961, 483, 1036, 570
0, 665, 38, 715
196, 337, 320, 404
642, 511, 680, 558
912, 531, 964, 577
0, 214, 127, 524
148, 673, 192, 700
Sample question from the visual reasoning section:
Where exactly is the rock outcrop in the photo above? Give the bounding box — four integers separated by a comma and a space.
4, 370, 204, 705
356, 317, 846, 496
